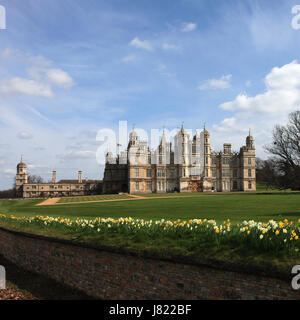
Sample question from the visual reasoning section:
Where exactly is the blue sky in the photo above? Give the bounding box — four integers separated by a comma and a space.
1, 0, 300, 189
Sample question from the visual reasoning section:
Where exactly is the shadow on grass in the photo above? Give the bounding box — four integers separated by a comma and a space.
268, 212, 300, 218
0, 255, 96, 300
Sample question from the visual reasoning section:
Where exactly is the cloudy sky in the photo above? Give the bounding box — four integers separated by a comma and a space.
0, 0, 300, 189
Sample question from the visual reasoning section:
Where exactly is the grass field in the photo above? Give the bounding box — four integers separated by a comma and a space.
1, 193, 300, 223
0, 189, 299, 273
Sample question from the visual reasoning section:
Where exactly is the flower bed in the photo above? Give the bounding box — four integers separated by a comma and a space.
0, 214, 299, 254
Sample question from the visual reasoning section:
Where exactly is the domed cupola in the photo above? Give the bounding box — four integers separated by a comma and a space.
246, 130, 255, 149
17, 156, 26, 169
128, 125, 139, 148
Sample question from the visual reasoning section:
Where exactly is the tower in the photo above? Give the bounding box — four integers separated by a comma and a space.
202, 126, 212, 192
241, 131, 256, 191
246, 131, 255, 150
16, 157, 28, 195
128, 126, 138, 148
203, 126, 211, 178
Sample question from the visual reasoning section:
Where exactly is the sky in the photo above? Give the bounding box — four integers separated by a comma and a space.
1, 0, 300, 189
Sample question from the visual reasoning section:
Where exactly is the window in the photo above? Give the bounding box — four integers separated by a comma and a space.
135, 168, 139, 177
222, 169, 230, 178
147, 169, 151, 178
248, 158, 252, 165
224, 146, 231, 154
136, 182, 139, 190
205, 146, 209, 153
248, 181, 252, 189
223, 181, 229, 190
157, 182, 161, 191
191, 167, 200, 176
169, 170, 175, 178
233, 169, 238, 178
222, 158, 230, 165
212, 170, 217, 178
157, 169, 165, 177
205, 157, 208, 165
248, 169, 252, 177
233, 181, 238, 190
147, 181, 151, 190
212, 158, 217, 165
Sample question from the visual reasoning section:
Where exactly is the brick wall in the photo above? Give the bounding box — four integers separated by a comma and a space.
0, 227, 299, 300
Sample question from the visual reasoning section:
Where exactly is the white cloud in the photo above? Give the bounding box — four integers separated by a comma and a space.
1, 77, 53, 98
154, 64, 176, 78
220, 61, 300, 115
27, 164, 48, 169
59, 150, 96, 160
130, 37, 153, 51
46, 69, 75, 89
181, 22, 197, 32
17, 131, 34, 140
198, 74, 232, 90
210, 61, 300, 158
123, 55, 136, 62
3, 169, 15, 175
0, 52, 74, 99
212, 118, 238, 132
162, 43, 179, 50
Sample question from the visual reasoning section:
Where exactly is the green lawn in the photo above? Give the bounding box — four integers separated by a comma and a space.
58, 194, 132, 203
1, 193, 300, 273
1, 193, 300, 224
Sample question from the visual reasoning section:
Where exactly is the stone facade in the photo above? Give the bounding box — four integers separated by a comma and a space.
103, 126, 256, 194
16, 160, 102, 198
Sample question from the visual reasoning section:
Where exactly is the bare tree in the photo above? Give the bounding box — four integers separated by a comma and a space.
255, 157, 265, 171
256, 158, 280, 190
265, 111, 300, 190
28, 175, 44, 184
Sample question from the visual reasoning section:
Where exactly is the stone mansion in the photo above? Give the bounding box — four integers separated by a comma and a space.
16, 159, 102, 198
103, 125, 256, 194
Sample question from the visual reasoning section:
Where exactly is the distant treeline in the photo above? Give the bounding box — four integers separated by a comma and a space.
0, 189, 17, 199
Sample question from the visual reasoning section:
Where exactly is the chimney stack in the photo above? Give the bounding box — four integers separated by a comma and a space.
52, 171, 56, 183
78, 171, 82, 183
